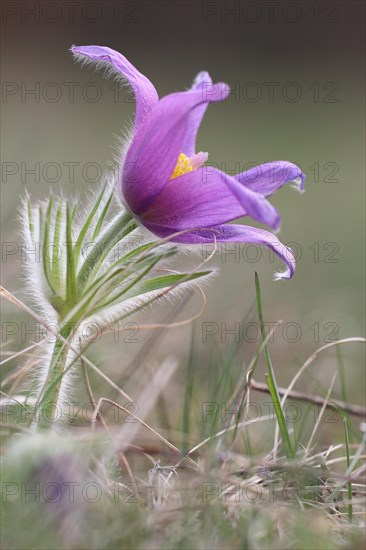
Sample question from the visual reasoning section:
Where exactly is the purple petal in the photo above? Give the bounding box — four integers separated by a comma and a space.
236, 161, 305, 197
181, 71, 213, 157
71, 45, 158, 130
123, 84, 230, 214
146, 223, 295, 280
140, 167, 280, 231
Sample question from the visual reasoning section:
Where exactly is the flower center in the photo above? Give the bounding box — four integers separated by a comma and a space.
170, 152, 208, 180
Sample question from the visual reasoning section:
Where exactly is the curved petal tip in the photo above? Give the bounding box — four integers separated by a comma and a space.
290, 172, 306, 194
273, 269, 292, 281
200, 82, 230, 103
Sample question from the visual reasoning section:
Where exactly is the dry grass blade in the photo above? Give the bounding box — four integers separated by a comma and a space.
115, 358, 179, 450
0, 287, 187, 460
90, 359, 202, 470
215, 321, 282, 451
272, 338, 366, 457
1, 284, 200, 469
2, 355, 41, 389
0, 341, 44, 367
281, 338, 366, 407
0, 285, 134, 404
184, 414, 274, 460
306, 371, 337, 452
0, 389, 30, 410
123, 285, 207, 331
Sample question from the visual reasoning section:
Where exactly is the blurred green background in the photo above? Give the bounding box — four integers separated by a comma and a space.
1, 1, 365, 408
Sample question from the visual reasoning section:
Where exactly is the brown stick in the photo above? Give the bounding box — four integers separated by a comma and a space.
250, 379, 366, 418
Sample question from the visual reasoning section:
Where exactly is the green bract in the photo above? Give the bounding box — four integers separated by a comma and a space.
22, 182, 211, 429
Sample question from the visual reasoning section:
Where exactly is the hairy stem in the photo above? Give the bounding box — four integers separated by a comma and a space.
36, 323, 74, 430
36, 211, 137, 430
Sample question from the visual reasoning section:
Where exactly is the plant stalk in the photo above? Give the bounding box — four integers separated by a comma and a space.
36, 323, 74, 430
37, 211, 137, 430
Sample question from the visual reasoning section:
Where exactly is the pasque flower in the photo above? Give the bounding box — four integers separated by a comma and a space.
72, 45, 305, 279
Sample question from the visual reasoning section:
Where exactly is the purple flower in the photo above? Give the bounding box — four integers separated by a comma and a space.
72, 45, 305, 279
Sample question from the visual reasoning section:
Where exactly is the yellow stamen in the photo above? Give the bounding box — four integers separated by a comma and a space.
170, 153, 193, 180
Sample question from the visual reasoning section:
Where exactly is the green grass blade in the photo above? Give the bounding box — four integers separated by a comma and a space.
255, 272, 294, 458
343, 417, 353, 523
265, 373, 293, 458
337, 347, 347, 403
